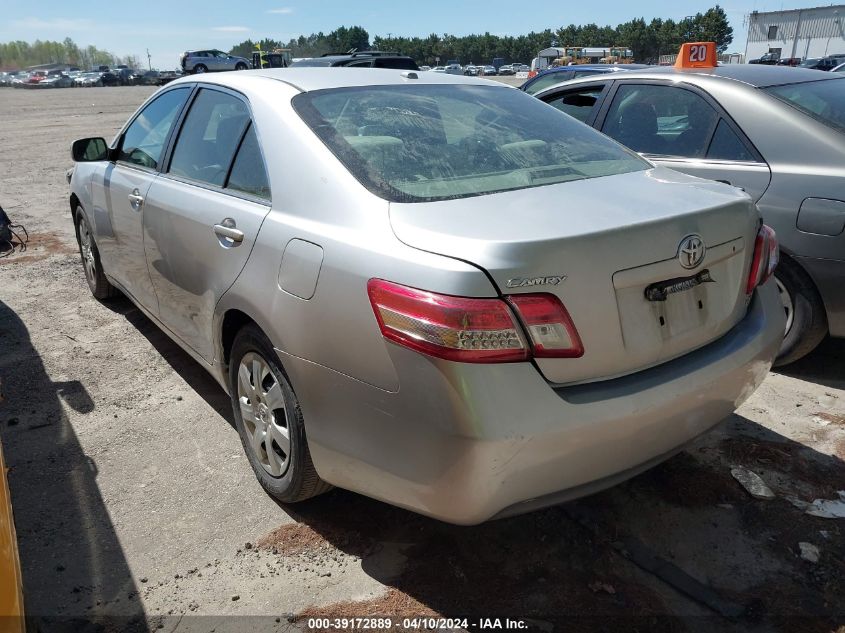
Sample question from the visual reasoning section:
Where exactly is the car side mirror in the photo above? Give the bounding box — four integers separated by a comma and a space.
71, 137, 109, 162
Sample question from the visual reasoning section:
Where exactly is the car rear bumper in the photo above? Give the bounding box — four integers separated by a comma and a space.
281, 280, 783, 525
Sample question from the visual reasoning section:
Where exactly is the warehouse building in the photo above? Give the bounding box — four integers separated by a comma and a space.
745, 5, 845, 61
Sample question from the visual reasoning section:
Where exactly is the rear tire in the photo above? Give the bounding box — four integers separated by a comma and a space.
193, 64, 207, 74
75, 208, 117, 300
772, 256, 828, 366
229, 324, 332, 503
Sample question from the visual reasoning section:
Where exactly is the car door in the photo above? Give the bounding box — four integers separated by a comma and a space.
93, 86, 192, 312
595, 81, 772, 201
142, 86, 272, 361
211, 51, 229, 71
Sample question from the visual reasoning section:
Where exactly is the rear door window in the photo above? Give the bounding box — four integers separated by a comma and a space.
168, 89, 250, 187
601, 83, 720, 157
706, 119, 754, 161
118, 87, 191, 170
542, 87, 605, 122
226, 124, 271, 200
374, 58, 417, 70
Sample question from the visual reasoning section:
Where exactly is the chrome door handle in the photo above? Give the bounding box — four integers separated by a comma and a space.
128, 188, 144, 210
213, 221, 244, 245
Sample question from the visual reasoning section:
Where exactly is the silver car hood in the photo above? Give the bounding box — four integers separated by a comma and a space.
389, 167, 760, 384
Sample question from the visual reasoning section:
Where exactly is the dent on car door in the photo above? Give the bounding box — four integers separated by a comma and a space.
143, 87, 272, 362
97, 86, 191, 312
596, 82, 772, 201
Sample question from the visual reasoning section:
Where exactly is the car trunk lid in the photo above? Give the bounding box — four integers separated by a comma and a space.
389, 167, 759, 385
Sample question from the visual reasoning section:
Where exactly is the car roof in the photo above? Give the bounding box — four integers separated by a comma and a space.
534, 63, 844, 91
291, 55, 414, 67
167, 67, 510, 93
537, 64, 651, 74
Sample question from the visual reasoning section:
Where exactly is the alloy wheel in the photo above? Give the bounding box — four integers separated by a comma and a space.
237, 352, 291, 477
78, 217, 97, 285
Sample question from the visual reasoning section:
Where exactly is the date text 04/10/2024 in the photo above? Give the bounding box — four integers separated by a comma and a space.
305, 617, 528, 630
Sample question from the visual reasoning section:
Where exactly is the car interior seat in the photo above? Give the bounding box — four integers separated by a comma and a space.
616, 102, 667, 155
673, 99, 719, 158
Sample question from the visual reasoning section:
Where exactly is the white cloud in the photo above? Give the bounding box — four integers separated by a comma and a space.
212, 26, 251, 32
12, 17, 95, 31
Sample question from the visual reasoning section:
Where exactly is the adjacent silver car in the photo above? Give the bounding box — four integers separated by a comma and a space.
533, 64, 845, 365
67, 69, 783, 524
180, 49, 251, 74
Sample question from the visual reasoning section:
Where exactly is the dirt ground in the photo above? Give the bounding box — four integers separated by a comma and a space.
0, 86, 844, 633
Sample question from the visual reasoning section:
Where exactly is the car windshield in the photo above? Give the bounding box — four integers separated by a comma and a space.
799, 58, 820, 67
764, 78, 845, 133
293, 84, 647, 203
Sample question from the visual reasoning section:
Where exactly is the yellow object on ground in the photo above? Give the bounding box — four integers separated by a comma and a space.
0, 440, 24, 633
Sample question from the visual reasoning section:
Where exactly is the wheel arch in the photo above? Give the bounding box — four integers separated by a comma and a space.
776, 249, 823, 300
219, 308, 258, 371
69, 193, 81, 230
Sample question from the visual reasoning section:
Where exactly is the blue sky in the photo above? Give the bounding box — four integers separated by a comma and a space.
0, 0, 832, 69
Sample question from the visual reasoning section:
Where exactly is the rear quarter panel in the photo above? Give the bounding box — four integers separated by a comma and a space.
704, 79, 845, 262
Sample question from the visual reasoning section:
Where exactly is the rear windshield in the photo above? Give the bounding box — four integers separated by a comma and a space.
293, 84, 647, 202
764, 78, 845, 133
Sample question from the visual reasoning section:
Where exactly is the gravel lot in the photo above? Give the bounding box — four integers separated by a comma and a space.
0, 85, 844, 633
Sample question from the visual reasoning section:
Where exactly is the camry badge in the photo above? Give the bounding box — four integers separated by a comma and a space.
506, 275, 566, 288
678, 234, 706, 269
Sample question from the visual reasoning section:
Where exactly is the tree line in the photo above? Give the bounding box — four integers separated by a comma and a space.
0, 37, 140, 71
230, 6, 732, 66
1, 6, 732, 71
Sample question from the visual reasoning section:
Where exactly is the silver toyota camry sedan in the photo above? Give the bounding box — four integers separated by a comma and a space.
68, 69, 784, 524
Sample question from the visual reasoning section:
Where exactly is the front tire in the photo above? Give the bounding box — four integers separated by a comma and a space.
235, 62, 248, 71
75, 208, 117, 300
772, 257, 828, 366
229, 324, 331, 503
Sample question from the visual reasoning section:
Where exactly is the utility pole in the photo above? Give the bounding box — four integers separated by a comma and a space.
146, 48, 152, 70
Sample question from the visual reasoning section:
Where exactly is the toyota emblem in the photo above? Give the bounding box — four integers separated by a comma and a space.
678, 234, 706, 269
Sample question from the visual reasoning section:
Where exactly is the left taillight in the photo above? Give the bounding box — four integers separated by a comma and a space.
746, 224, 779, 295
367, 279, 529, 363
367, 279, 585, 363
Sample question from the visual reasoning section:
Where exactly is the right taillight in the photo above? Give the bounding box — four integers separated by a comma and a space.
746, 224, 779, 295
367, 279, 584, 363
